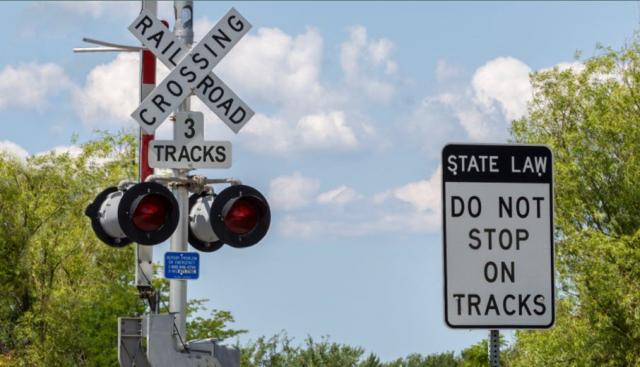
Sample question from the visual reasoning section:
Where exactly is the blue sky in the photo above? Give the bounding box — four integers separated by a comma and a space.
0, 1, 638, 361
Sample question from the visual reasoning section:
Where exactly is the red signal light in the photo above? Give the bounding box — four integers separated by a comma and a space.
209, 185, 271, 249
187, 185, 270, 252
85, 182, 179, 247
132, 194, 171, 232
224, 197, 260, 235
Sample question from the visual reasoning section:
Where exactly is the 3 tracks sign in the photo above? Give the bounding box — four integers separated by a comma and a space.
148, 112, 231, 169
442, 144, 555, 329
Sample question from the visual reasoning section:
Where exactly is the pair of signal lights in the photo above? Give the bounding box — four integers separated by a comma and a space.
85, 182, 270, 252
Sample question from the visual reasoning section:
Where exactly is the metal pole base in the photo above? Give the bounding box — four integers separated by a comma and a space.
118, 314, 240, 367
489, 329, 500, 367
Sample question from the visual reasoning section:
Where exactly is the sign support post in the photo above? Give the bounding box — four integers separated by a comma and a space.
489, 329, 500, 367
168, 0, 194, 346
128, 0, 252, 343
135, 0, 158, 311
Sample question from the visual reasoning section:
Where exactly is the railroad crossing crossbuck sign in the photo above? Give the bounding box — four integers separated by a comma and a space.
129, 8, 254, 135
442, 144, 555, 329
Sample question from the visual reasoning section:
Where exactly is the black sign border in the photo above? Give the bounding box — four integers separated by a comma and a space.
442, 143, 555, 329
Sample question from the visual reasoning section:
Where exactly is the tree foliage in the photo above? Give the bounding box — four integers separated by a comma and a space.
509, 39, 640, 366
0, 132, 140, 366
241, 333, 495, 367
152, 275, 247, 342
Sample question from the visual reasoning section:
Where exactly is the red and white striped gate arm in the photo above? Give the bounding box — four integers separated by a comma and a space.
139, 48, 156, 182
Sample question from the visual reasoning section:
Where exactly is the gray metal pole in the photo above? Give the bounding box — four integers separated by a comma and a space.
169, 181, 189, 343
169, 0, 194, 345
489, 329, 500, 367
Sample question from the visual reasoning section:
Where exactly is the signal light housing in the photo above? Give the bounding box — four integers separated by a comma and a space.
188, 185, 270, 251
85, 182, 179, 247
188, 192, 224, 253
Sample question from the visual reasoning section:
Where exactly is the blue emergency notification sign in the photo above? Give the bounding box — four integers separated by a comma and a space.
164, 252, 199, 280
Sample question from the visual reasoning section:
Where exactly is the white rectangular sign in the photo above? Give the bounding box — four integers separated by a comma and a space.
174, 111, 204, 143
442, 144, 554, 329
149, 140, 231, 169
131, 8, 251, 134
129, 10, 254, 133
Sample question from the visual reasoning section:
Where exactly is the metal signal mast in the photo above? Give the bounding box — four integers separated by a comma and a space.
77, 2, 269, 366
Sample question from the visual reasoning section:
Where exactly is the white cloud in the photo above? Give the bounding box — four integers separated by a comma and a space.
296, 111, 359, 151
408, 94, 466, 157
369, 166, 443, 233
194, 17, 216, 44
551, 61, 585, 74
278, 215, 319, 238
277, 204, 441, 238
56, 1, 110, 17
190, 22, 389, 155
368, 38, 394, 67
69, 24, 371, 155
393, 166, 441, 213
275, 168, 444, 238
34, 144, 123, 168
435, 59, 463, 82
216, 26, 326, 111
454, 107, 504, 142
317, 185, 359, 206
64, 22, 390, 157
277, 214, 381, 238
72, 53, 173, 128
269, 172, 320, 210
471, 57, 532, 122
410, 56, 540, 143
52, 1, 138, 19
241, 111, 360, 155
0, 141, 29, 161
73, 53, 139, 126
340, 26, 366, 78
0, 142, 86, 163
0, 63, 71, 110
240, 114, 293, 154
193, 22, 370, 154
0, 142, 102, 167
40, 145, 83, 158
405, 55, 590, 184
340, 25, 397, 102
371, 191, 391, 204
376, 211, 440, 233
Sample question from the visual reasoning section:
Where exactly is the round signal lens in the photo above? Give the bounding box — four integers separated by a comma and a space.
132, 194, 170, 232
224, 197, 261, 235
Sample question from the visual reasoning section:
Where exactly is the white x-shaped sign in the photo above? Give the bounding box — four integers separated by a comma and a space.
129, 8, 254, 134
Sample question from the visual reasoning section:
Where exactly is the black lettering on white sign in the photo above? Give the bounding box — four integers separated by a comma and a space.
442, 144, 554, 329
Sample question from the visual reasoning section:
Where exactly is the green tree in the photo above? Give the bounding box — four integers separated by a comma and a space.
240, 334, 369, 367
509, 39, 640, 366
384, 351, 459, 367
152, 276, 246, 342
240, 332, 464, 367
459, 339, 487, 367
456, 335, 513, 367
0, 132, 140, 366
